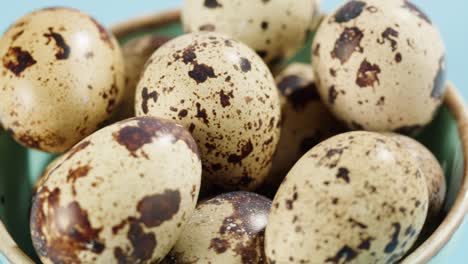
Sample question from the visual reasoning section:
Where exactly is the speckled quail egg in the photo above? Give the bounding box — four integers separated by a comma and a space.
261, 63, 343, 196
0, 7, 125, 153
312, 0, 446, 133
30, 116, 201, 264
117, 34, 172, 119
163, 192, 271, 264
265, 131, 428, 264
182, 0, 320, 64
135, 32, 281, 190
386, 133, 446, 225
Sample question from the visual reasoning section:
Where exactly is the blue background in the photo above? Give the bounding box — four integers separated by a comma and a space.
1, 1, 467, 263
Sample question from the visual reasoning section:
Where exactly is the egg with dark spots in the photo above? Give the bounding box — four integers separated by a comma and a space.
182, 0, 320, 64
163, 192, 271, 264
385, 133, 446, 230
312, 0, 446, 132
265, 131, 428, 264
0, 7, 125, 153
260, 63, 344, 197
117, 34, 172, 120
30, 116, 201, 263
135, 32, 281, 191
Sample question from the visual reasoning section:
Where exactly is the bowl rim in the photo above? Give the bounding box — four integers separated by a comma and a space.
0, 9, 467, 264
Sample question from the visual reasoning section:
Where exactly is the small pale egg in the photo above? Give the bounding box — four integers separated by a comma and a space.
135, 32, 281, 190
30, 116, 201, 263
0, 7, 125, 153
312, 0, 446, 133
265, 131, 428, 264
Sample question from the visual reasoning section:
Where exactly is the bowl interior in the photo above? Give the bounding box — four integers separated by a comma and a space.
0, 21, 464, 261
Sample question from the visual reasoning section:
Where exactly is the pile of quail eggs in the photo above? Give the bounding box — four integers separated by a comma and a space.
0, 0, 448, 263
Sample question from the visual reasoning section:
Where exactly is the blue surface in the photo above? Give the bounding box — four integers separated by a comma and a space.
0, 252, 9, 264
1, 1, 467, 263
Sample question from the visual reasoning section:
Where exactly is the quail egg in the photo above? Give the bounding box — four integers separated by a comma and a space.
262, 63, 343, 196
312, 0, 446, 133
265, 131, 428, 264
118, 34, 172, 119
0, 7, 125, 153
163, 191, 271, 263
386, 133, 446, 225
135, 32, 281, 190
30, 116, 201, 263
182, 0, 320, 64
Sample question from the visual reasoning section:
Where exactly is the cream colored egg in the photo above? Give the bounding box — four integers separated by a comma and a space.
163, 192, 271, 264
135, 32, 281, 190
182, 0, 319, 64
30, 116, 201, 264
312, 0, 446, 133
262, 63, 343, 196
386, 133, 446, 224
265, 131, 428, 264
118, 34, 172, 119
0, 7, 125, 153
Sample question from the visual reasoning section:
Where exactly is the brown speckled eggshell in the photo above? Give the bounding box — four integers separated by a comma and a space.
265, 131, 428, 264
117, 34, 172, 120
386, 133, 446, 225
0, 7, 125, 153
163, 191, 271, 264
262, 63, 344, 196
182, 0, 319, 64
135, 32, 281, 191
30, 116, 201, 264
312, 0, 446, 133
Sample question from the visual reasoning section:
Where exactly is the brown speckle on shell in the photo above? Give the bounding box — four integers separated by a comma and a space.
239, 57, 251, 73
188, 63, 216, 84
67, 165, 92, 195
141, 87, 159, 114
325, 246, 358, 263
30, 187, 105, 263
331, 27, 364, 64
209, 238, 230, 254
334, 0, 367, 23
219, 90, 234, 108
336, 167, 350, 183
228, 140, 254, 164
384, 223, 401, 253
204, 0, 222, 9
2, 46, 37, 76
43, 27, 71, 60
377, 27, 399, 52
199, 24, 216, 31
137, 190, 181, 228
328, 86, 338, 105
356, 59, 381, 88
114, 221, 157, 263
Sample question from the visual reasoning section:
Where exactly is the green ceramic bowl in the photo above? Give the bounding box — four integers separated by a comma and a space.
0, 10, 467, 264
